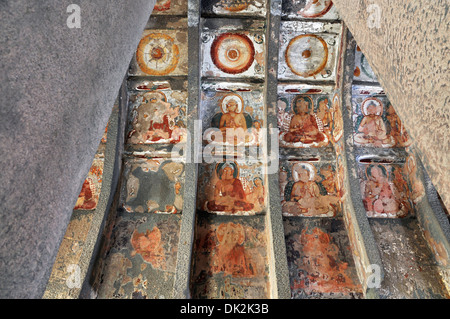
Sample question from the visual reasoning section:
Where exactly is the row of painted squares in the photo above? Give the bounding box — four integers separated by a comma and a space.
132, 1, 341, 81
273, 1, 364, 299
151, 0, 340, 19
352, 45, 423, 218
74, 89, 415, 214
127, 84, 346, 148
121, 2, 189, 215
96, 4, 188, 300
192, 3, 272, 299
131, 23, 342, 81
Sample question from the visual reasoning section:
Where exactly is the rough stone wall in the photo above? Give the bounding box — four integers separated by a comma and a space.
0, 0, 155, 298
332, 0, 449, 209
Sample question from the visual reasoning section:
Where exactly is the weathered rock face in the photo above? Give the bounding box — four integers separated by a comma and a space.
332, 0, 449, 210
0, 0, 155, 298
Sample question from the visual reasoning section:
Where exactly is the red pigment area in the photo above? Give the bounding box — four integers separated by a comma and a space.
131, 227, 167, 270
292, 227, 360, 295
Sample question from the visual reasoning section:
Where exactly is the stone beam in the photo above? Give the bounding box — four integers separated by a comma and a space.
0, 0, 155, 298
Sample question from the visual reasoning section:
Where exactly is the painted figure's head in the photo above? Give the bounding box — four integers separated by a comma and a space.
293, 96, 312, 115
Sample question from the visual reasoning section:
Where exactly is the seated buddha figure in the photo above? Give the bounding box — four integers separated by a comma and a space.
206, 162, 254, 214
362, 164, 405, 217
212, 222, 262, 278
282, 163, 335, 216
281, 95, 328, 147
206, 93, 254, 145
354, 99, 394, 147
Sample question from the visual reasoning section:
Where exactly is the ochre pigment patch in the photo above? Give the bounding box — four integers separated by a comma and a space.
284, 218, 363, 299
191, 213, 270, 298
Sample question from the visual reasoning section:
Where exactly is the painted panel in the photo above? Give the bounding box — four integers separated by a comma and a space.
282, 0, 340, 21
120, 157, 185, 214
97, 214, 181, 299
352, 86, 412, 148
197, 159, 266, 215
201, 28, 265, 79
353, 46, 378, 82
278, 21, 342, 82
126, 82, 188, 148
191, 213, 270, 299
129, 29, 188, 77
201, 0, 267, 17
201, 82, 265, 147
357, 158, 425, 218
280, 159, 342, 217
284, 217, 363, 299
150, 0, 188, 16
74, 156, 104, 211
277, 84, 343, 148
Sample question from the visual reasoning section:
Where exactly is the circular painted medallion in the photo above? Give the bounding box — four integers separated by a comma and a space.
136, 33, 180, 76
211, 33, 255, 74
285, 34, 328, 78
300, 0, 333, 18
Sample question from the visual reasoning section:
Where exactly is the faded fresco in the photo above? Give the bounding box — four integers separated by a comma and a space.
131, 29, 188, 77
353, 46, 378, 82
151, 0, 188, 16
352, 90, 411, 148
74, 156, 104, 211
120, 158, 185, 214
201, 84, 264, 147
280, 160, 342, 217
96, 214, 181, 299
201, 29, 265, 79
191, 213, 269, 299
284, 218, 363, 299
282, 0, 340, 20
202, 0, 267, 17
197, 160, 266, 215
357, 160, 426, 218
279, 22, 342, 82
127, 88, 187, 146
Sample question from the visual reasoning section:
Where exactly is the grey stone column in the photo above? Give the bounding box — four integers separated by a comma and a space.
0, 0, 155, 298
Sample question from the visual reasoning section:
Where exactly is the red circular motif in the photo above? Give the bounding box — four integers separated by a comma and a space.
300, 0, 333, 18
210, 33, 255, 74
